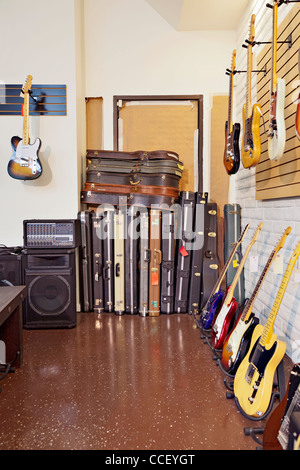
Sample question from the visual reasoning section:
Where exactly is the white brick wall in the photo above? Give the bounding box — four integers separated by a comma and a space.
232, 0, 300, 363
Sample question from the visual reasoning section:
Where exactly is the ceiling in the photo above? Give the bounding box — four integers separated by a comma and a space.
145, 0, 250, 30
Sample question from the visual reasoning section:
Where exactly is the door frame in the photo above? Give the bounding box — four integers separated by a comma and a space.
113, 94, 203, 192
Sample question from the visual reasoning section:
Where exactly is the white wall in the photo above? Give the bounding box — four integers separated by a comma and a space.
83, 0, 236, 194
0, 0, 83, 246
232, 0, 300, 363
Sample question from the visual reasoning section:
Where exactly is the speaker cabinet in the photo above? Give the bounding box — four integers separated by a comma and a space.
23, 249, 77, 329
0, 249, 23, 286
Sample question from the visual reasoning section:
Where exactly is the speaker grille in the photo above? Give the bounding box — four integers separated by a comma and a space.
28, 273, 71, 316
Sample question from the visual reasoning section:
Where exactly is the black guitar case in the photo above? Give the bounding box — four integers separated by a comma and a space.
200, 202, 219, 309
125, 207, 140, 314
161, 210, 176, 314
77, 210, 93, 312
188, 192, 207, 316
174, 191, 195, 313
81, 190, 179, 209
101, 207, 115, 313
224, 203, 245, 305
91, 212, 104, 313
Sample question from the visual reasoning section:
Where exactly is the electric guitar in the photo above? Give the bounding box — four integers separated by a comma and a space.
210, 223, 263, 350
268, 0, 286, 161
295, 48, 300, 140
241, 14, 262, 169
200, 224, 250, 330
223, 50, 240, 175
7, 75, 42, 180
221, 226, 291, 375
234, 240, 300, 418
263, 363, 300, 450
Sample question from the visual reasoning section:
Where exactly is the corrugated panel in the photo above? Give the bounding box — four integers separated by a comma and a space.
0, 84, 67, 116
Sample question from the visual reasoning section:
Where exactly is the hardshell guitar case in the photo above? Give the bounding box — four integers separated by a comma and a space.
224, 203, 245, 305
102, 207, 114, 313
200, 202, 219, 309
78, 211, 93, 312
139, 211, 149, 316
161, 210, 176, 314
91, 212, 104, 313
188, 192, 207, 316
114, 210, 125, 315
174, 192, 196, 313
125, 207, 139, 314
148, 209, 162, 316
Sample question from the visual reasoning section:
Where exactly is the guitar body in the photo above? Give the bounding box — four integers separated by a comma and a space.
223, 121, 240, 175
241, 103, 262, 168
210, 297, 238, 350
221, 312, 259, 374
268, 78, 286, 161
8, 136, 42, 180
263, 363, 300, 450
234, 324, 286, 418
200, 289, 225, 330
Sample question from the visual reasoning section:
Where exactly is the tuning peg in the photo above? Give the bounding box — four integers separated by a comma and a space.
266, 3, 273, 8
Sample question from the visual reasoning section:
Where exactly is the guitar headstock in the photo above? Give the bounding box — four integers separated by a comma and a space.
275, 226, 292, 251
21, 75, 33, 95
238, 223, 250, 244
249, 14, 255, 43
231, 49, 237, 74
251, 222, 263, 243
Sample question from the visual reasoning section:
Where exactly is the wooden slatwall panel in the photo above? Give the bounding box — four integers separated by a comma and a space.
256, 4, 300, 200
0, 84, 67, 116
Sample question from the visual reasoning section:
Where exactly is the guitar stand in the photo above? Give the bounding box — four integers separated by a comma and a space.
233, 359, 286, 448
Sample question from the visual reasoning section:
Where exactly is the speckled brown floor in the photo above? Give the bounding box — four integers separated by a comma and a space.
0, 313, 288, 450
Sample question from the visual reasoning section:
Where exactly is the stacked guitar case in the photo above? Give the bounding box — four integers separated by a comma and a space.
79, 148, 221, 317
81, 149, 183, 209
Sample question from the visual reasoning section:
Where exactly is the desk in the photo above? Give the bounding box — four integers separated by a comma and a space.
0, 286, 26, 369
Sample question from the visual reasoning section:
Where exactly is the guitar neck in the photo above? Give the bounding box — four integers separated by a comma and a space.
228, 73, 233, 133
271, 2, 278, 95
23, 92, 29, 146
246, 44, 253, 119
241, 248, 276, 321
224, 224, 262, 305
260, 243, 300, 347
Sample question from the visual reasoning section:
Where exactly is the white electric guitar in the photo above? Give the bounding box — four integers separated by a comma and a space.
268, 0, 286, 161
7, 75, 42, 180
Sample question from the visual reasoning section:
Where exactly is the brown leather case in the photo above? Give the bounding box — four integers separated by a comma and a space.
84, 182, 179, 199
86, 149, 179, 161
148, 209, 162, 316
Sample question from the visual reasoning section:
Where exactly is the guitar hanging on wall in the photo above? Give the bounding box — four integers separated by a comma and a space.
241, 14, 262, 169
223, 50, 240, 175
7, 75, 42, 180
267, 0, 286, 161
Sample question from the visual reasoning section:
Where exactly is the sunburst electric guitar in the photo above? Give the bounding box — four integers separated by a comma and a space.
223, 50, 240, 175
263, 363, 300, 450
268, 0, 286, 161
241, 14, 262, 169
200, 224, 250, 330
210, 223, 263, 350
221, 226, 291, 375
7, 75, 42, 180
234, 240, 300, 418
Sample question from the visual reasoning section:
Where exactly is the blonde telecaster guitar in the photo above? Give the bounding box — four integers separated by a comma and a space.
234, 240, 300, 418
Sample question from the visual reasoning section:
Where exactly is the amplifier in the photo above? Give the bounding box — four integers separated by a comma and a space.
23, 219, 81, 249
